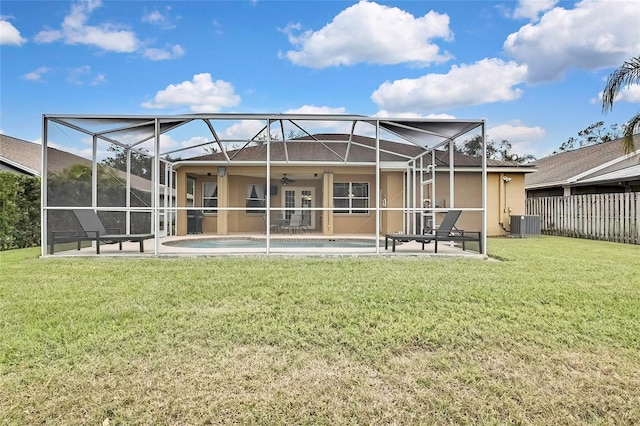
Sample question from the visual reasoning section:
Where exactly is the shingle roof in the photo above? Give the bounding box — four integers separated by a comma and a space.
0, 134, 43, 175
1, 133, 99, 176
0, 134, 153, 191
188, 133, 532, 168
525, 136, 640, 187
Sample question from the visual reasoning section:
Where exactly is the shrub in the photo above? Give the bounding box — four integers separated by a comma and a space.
0, 172, 41, 250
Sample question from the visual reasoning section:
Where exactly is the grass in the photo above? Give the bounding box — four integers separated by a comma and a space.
1, 237, 639, 424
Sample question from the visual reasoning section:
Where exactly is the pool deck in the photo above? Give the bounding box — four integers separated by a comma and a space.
47, 233, 486, 259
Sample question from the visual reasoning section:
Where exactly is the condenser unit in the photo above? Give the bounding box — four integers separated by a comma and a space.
509, 215, 541, 237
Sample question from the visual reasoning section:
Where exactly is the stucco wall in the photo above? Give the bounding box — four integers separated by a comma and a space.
175, 165, 528, 237
332, 172, 377, 234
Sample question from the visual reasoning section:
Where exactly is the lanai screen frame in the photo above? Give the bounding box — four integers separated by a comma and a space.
41, 113, 486, 256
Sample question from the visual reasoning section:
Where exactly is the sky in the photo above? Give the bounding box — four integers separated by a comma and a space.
1, 0, 639, 159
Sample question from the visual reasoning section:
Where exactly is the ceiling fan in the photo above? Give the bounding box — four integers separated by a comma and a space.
280, 174, 295, 186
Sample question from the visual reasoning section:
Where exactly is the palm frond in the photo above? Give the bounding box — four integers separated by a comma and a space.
622, 113, 640, 154
602, 56, 640, 113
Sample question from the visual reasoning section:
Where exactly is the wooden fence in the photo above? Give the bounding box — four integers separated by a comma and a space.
526, 192, 640, 244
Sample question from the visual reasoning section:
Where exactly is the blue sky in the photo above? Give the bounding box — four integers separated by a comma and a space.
1, 0, 639, 158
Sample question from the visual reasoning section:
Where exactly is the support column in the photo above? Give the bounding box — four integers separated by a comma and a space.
176, 169, 188, 235
322, 171, 333, 235
217, 172, 229, 235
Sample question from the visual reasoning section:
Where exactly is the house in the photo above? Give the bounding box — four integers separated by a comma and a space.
175, 133, 535, 238
1, 133, 161, 198
0, 133, 91, 176
39, 113, 536, 256
525, 136, 640, 197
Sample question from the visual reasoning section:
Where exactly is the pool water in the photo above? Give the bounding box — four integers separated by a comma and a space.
164, 238, 380, 249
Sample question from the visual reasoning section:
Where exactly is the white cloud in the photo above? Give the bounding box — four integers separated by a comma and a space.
219, 106, 350, 140
615, 85, 640, 103
596, 85, 640, 105
212, 20, 223, 35
181, 136, 210, 149
222, 120, 267, 140
283, 105, 352, 134
504, 0, 640, 83
141, 73, 241, 113
34, 0, 140, 52
375, 110, 457, 119
512, 0, 558, 21
143, 44, 185, 61
142, 7, 177, 30
136, 133, 180, 155
371, 58, 528, 113
32, 29, 62, 43
67, 65, 106, 86
172, 136, 216, 158
23, 67, 50, 82
32, 0, 183, 61
281, 0, 453, 68
487, 122, 546, 156
284, 105, 346, 115
0, 19, 27, 46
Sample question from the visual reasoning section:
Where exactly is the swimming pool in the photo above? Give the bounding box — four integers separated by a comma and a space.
163, 238, 382, 249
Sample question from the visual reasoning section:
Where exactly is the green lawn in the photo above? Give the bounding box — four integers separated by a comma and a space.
1, 237, 639, 424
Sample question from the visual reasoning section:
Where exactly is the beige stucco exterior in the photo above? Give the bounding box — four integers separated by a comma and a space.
175, 165, 529, 237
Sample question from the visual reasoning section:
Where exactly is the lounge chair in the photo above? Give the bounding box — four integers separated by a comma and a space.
385, 210, 482, 253
49, 209, 154, 254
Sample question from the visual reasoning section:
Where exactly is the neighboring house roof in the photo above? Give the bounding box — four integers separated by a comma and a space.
185, 133, 535, 170
525, 136, 640, 189
0, 134, 156, 192
0, 133, 91, 176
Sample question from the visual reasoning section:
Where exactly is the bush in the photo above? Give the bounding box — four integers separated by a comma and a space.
0, 172, 41, 250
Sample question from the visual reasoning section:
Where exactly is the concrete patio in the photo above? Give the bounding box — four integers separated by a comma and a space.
47, 233, 486, 258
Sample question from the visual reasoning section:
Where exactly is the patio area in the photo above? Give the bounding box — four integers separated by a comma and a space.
48, 233, 486, 258
41, 113, 490, 259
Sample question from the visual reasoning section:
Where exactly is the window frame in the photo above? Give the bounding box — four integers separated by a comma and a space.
333, 182, 370, 214
202, 182, 218, 214
186, 176, 196, 208
245, 183, 266, 214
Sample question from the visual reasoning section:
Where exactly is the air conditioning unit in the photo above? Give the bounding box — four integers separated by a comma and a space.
509, 215, 541, 237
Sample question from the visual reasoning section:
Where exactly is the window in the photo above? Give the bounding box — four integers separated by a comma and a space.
202, 182, 217, 213
186, 177, 195, 208
333, 182, 369, 214
246, 184, 265, 214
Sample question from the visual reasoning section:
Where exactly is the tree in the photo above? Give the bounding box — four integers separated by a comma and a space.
456, 135, 536, 164
602, 56, 640, 154
101, 145, 152, 179
0, 172, 40, 250
554, 121, 622, 153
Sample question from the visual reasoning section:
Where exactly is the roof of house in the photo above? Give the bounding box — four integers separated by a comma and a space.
525, 135, 640, 188
1, 133, 91, 176
0, 134, 155, 191
187, 133, 534, 169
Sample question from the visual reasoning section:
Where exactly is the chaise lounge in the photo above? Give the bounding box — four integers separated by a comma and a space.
385, 210, 482, 254
49, 209, 154, 254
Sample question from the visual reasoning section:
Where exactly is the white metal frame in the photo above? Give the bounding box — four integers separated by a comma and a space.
41, 113, 486, 256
